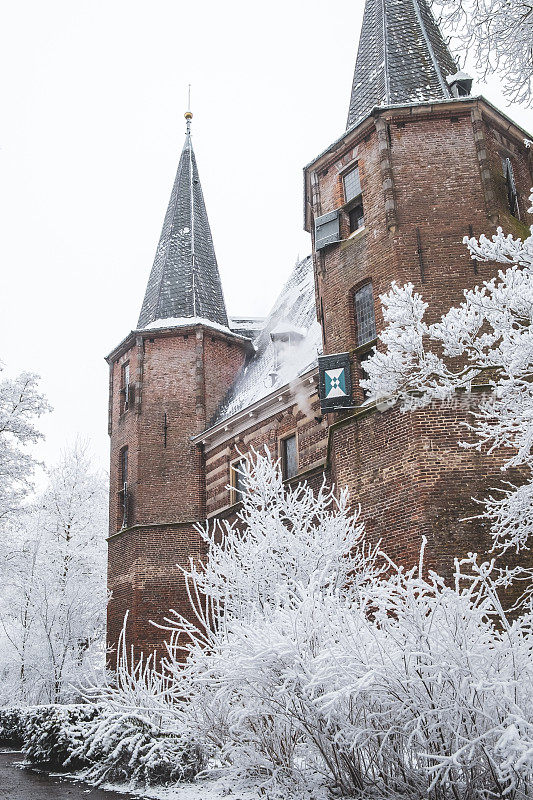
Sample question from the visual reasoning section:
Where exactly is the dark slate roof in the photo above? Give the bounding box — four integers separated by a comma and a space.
137, 131, 228, 329
212, 256, 321, 425
347, 0, 458, 128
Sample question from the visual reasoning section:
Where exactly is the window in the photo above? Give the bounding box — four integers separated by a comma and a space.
231, 457, 248, 503
354, 283, 377, 347
121, 362, 131, 413
502, 157, 520, 218
121, 446, 128, 485
119, 446, 129, 528
348, 201, 365, 234
281, 435, 298, 480
343, 167, 361, 203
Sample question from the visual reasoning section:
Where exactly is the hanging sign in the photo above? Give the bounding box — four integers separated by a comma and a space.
318, 352, 353, 412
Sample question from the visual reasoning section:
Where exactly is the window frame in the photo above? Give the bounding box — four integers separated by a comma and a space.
353, 281, 377, 349
120, 445, 128, 486
118, 445, 129, 529
342, 165, 362, 204
120, 361, 131, 414
230, 456, 248, 505
501, 156, 520, 219
347, 199, 365, 235
280, 432, 298, 481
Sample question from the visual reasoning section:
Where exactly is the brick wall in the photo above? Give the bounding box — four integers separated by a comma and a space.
305, 98, 532, 578
204, 389, 328, 518
106, 325, 248, 657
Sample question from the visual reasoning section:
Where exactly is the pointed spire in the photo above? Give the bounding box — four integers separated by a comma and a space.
137, 109, 229, 330
346, 0, 459, 129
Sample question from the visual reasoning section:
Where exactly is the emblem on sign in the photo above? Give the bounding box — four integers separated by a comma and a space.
318, 353, 352, 412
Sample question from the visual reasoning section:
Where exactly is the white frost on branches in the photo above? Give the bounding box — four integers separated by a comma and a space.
0, 364, 50, 519
363, 193, 533, 555
431, 0, 533, 105
0, 442, 108, 704
85, 454, 533, 799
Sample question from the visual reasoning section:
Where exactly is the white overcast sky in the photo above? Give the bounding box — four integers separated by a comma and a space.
1, 0, 531, 476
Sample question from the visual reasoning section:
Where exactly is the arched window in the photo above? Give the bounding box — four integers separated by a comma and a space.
354, 282, 376, 347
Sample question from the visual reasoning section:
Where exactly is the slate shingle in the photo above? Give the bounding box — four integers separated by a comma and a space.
137, 132, 228, 329
347, 0, 458, 129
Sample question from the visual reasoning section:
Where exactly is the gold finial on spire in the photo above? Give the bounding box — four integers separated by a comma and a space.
185, 84, 193, 134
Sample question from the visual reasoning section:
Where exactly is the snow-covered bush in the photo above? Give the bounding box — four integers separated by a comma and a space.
71, 710, 204, 787
155, 453, 533, 798
0, 706, 28, 746
82, 453, 533, 797
22, 703, 99, 769
77, 620, 206, 788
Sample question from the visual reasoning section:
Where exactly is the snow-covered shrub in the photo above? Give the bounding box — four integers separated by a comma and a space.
0, 706, 28, 746
71, 710, 204, 787
82, 453, 533, 797
156, 453, 533, 799
77, 622, 206, 788
22, 703, 99, 769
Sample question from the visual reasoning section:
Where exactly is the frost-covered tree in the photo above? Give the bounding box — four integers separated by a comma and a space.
0, 363, 50, 520
0, 442, 108, 704
432, 0, 533, 104
86, 453, 533, 799
363, 192, 533, 557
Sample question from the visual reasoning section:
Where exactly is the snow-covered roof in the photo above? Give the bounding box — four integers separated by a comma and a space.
446, 71, 473, 85
229, 316, 265, 340
140, 316, 243, 339
211, 256, 321, 425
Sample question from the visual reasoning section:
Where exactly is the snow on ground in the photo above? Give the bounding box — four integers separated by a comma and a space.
102, 777, 260, 799
97, 769, 331, 800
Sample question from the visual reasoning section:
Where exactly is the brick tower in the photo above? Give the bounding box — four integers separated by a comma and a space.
304, 0, 532, 576
105, 113, 251, 656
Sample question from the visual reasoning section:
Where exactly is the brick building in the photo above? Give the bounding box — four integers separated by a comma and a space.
106, 0, 533, 656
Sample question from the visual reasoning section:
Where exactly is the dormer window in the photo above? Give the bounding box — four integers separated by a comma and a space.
270, 322, 306, 372
270, 323, 305, 347
447, 71, 473, 98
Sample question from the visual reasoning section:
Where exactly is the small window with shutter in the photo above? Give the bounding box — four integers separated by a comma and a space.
354, 283, 377, 347
315, 209, 340, 251
502, 158, 520, 218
